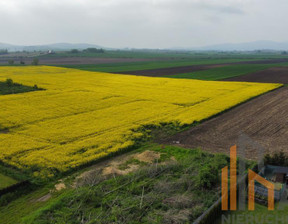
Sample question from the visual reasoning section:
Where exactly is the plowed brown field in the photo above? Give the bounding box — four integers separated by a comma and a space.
224, 67, 288, 84
163, 87, 288, 160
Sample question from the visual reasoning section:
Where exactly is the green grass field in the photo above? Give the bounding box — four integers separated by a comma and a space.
0, 173, 18, 189
58, 58, 264, 73
59, 62, 288, 82
0, 185, 54, 224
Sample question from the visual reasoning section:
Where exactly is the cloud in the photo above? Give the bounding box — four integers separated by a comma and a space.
0, 0, 287, 48
152, 0, 246, 14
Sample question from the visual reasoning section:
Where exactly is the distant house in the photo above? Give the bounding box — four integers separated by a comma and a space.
255, 165, 288, 201
273, 167, 288, 184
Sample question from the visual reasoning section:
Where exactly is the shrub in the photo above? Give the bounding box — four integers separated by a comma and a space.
31, 58, 39, 65
0, 49, 8, 55
84, 48, 105, 53
264, 151, 288, 166
5, 78, 13, 86
196, 165, 218, 189
70, 49, 79, 53
195, 155, 228, 189
8, 60, 14, 65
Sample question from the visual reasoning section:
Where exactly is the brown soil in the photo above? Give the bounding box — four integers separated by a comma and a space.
162, 87, 288, 160
134, 151, 161, 163
55, 182, 66, 191
234, 59, 288, 64
224, 67, 288, 84
75, 150, 166, 187
75, 153, 135, 184
102, 164, 139, 176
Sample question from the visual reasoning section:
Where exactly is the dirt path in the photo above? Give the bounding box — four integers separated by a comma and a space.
162, 87, 288, 160
224, 67, 288, 84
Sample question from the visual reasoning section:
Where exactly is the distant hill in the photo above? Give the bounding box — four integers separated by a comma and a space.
0, 42, 104, 52
2, 41, 288, 52
0, 43, 21, 51
196, 41, 288, 51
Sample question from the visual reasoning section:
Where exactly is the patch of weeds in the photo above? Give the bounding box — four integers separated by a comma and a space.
0, 79, 44, 95
118, 158, 147, 170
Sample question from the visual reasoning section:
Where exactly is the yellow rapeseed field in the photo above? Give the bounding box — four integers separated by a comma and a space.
0, 66, 281, 177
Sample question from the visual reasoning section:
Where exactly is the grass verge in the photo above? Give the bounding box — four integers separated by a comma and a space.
0, 173, 18, 189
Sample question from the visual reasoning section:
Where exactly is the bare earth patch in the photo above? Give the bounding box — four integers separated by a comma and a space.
75, 150, 168, 187
55, 182, 66, 191
102, 164, 139, 176
163, 87, 288, 160
224, 67, 288, 84
134, 150, 161, 163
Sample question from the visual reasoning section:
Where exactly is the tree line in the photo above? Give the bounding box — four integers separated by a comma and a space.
70, 48, 105, 54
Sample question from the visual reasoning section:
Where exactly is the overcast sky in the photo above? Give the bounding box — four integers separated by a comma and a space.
0, 0, 287, 48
